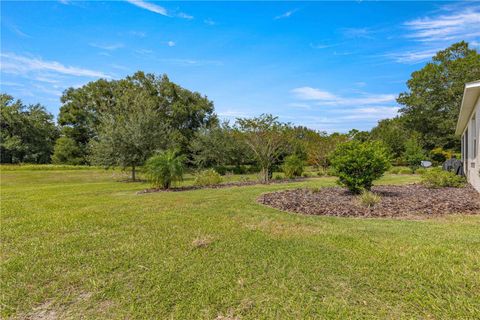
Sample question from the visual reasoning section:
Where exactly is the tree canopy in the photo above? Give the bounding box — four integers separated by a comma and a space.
397, 41, 480, 150
58, 71, 217, 163
1, 94, 58, 164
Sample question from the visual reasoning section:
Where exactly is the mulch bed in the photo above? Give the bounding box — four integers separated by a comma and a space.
138, 177, 309, 194
258, 184, 480, 218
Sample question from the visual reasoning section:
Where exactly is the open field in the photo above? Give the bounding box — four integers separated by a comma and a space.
1, 168, 480, 319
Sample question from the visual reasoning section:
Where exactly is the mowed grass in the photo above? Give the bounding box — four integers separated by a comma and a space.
1, 168, 479, 319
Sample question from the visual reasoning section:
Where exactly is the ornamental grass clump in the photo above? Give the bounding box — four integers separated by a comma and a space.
421, 168, 465, 188
358, 190, 381, 208
194, 169, 223, 186
330, 141, 391, 194
144, 150, 185, 189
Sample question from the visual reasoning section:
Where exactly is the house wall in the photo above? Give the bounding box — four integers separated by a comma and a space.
461, 96, 480, 192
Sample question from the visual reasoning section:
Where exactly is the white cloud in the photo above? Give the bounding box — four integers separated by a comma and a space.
383, 48, 440, 64
158, 58, 223, 66
0, 52, 110, 78
204, 18, 216, 26
89, 43, 124, 51
126, 0, 168, 16
178, 12, 194, 20
341, 27, 374, 39
129, 31, 146, 38
291, 87, 337, 101
404, 5, 480, 42
288, 103, 311, 110
135, 49, 153, 55
167, 41, 176, 47
291, 86, 396, 106
341, 106, 399, 120
275, 9, 298, 20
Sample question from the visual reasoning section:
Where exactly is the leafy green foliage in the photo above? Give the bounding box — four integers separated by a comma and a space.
398, 167, 414, 174
403, 136, 424, 172
194, 169, 223, 186
282, 154, 305, 179
52, 136, 84, 165
429, 147, 453, 165
235, 114, 289, 183
370, 117, 412, 162
397, 41, 480, 150
357, 190, 381, 208
415, 167, 427, 175
306, 131, 348, 169
1, 94, 58, 164
144, 150, 185, 189
189, 122, 252, 169
89, 88, 171, 180
330, 141, 391, 193
421, 168, 465, 188
58, 71, 216, 160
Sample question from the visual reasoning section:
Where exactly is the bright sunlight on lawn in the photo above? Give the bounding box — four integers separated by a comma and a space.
1, 167, 479, 319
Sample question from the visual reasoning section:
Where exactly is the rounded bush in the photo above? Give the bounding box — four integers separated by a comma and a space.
421, 168, 465, 188
330, 141, 391, 194
194, 169, 223, 186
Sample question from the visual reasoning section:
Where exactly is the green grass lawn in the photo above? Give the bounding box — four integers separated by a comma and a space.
1, 168, 479, 319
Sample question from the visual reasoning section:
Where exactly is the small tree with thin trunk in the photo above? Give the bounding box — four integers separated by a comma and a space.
235, 114, 288, 183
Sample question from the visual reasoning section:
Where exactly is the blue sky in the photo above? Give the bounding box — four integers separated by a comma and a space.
1, 1, 479, 132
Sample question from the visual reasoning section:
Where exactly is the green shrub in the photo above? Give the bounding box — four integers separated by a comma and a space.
273, 174, 283, 180
415, 167, 427, 175
330, 141, 391, 194
194, 169, 223, 186
357, 190, 381, 208
398, 167, 413, 174
421, 168, 465, 188
326, 167, 337, 176
282, 154, 305, 179
213, 165, 227, 175
403, 136, 424, 172
144, 150, 185, 189
430, 147, 453, 165
51, 137, 84, 165
316, 168, 327, 176
388, 167, 401, 174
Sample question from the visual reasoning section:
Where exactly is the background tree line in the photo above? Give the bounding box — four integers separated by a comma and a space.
1, 41, 479, 178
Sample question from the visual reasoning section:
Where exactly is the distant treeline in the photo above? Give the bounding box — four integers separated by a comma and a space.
2, 41, 479, 176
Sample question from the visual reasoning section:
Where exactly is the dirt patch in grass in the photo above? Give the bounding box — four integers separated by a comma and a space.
138, 177, 309, 194
258, 184, 480, 218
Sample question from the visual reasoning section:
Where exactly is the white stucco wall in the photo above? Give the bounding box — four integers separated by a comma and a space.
462, 97, 480, 192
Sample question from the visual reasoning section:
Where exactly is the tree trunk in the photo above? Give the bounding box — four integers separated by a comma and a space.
131, 165, 136, 181
262, 167, 269, 184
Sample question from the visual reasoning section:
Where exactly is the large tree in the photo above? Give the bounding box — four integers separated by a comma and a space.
370, 117, 412, 161
0, 94, 58, 163
235, 114, 289, 183
89, 83, 171, 180
397, 41, 480, 150
58, 71, 216, 163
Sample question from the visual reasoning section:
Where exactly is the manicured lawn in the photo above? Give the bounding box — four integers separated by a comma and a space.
1, 168, 479, 319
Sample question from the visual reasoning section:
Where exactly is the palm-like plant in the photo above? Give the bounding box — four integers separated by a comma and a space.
144, 150, 185, 189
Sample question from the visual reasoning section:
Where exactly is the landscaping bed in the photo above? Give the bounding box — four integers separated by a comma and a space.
138, 177, 309, 194
259, 184, 480, 218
